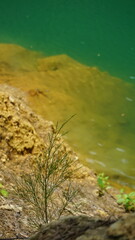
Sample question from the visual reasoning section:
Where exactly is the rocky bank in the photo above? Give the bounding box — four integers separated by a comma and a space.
0, 44, 134, 239
0, 84, 125, 237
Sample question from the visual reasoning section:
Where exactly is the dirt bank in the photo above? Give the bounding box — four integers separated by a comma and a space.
0, 84, 125, 237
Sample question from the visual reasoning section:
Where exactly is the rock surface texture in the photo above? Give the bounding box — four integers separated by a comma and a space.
30, 213, 135, 240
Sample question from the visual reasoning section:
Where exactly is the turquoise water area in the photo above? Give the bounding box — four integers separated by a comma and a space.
0, 0, 135, 187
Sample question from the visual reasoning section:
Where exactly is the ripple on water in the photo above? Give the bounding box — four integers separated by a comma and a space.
116, 147, 125, 153
125, 96, 133, 102
89, 151, 97, 155
112, 168, 135, 180
86, 158, 106, 168
121, 158, 128, 164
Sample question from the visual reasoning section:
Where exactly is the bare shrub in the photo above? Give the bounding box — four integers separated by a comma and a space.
15, 119, 79, 226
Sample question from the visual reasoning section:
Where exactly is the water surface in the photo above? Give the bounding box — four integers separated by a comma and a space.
0, 0, 135, 81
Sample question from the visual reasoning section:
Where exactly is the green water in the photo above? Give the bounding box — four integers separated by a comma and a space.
0, 0, 135, 188
0, 0, 135, 81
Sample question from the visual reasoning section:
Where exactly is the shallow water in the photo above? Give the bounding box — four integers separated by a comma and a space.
0, 0, 135, 188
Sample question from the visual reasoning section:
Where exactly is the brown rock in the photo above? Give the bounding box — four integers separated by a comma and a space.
30, 215, 108, 240
30, 213, 135, 240
0, 85, 44, 156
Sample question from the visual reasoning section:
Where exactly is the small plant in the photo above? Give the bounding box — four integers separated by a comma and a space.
116, 189, 135, 211
97, 173, 111, 195
0, 183, 8, 197
15, 117, 79, 226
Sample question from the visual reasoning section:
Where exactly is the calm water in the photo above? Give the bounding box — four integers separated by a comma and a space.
0, 0, 135, 188
0, 0, 135, 81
